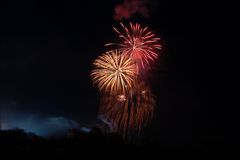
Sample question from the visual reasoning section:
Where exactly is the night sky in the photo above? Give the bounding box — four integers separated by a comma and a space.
0, 0, 232, 146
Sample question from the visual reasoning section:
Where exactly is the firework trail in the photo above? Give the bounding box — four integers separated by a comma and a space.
105, 22, 161, 70
90, 22, 161, 138
91, 50, 137, 95
99, 81, 155, 137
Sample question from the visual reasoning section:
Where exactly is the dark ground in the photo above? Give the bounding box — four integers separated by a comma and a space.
0, 128, 237, 159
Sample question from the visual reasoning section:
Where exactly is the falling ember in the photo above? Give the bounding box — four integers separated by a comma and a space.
105, 22, 161, 70
99, 81, 155, 138
91, 50, 137, 95
117, 94, 127, 102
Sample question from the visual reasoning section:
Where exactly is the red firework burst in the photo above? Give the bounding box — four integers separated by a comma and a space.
106, 22, 161, 69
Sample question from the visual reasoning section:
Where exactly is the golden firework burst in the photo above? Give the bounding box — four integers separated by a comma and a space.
91, 50, 137, 95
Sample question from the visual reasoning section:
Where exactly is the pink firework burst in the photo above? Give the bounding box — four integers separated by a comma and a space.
106, 22, 161, 69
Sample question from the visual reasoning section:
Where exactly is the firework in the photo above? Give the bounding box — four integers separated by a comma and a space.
91, 50, 137, 95
100, 81, 155, 137
105, 22, 161, 69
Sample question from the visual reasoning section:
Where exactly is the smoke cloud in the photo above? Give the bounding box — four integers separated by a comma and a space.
113, 0, 150, 21
1, 110, 80, 137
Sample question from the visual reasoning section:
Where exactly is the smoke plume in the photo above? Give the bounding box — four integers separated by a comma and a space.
1, 110, 80, 137
113, 0, 150, 21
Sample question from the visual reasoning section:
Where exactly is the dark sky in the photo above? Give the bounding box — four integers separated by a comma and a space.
0, 0, 232, 145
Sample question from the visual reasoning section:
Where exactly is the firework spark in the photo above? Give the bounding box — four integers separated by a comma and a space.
105, 22, 161, 69
91, 50, 137, 95
100, 81, 155, 137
